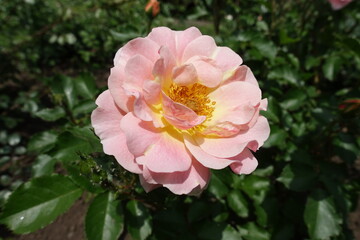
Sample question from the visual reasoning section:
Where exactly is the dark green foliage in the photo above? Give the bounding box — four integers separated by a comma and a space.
0, 0, 359, 239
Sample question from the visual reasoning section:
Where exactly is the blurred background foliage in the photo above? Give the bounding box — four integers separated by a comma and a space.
0, 0, 359, 239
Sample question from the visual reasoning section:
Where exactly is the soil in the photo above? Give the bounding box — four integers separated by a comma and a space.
349, 197, 360, 240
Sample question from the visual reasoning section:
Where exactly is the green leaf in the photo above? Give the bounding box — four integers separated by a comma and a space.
85, 192, 124, 240
27, 131, 58, 154
241, 175, 269, 204
340, 37, 360, 58
0, 175, 82, 234
208, 171, 229, 199
241, 222, 270, 240
31, 154, 56, 177
222, 225, 243, 240
34, 107, 65, 122
305, 56, 321, 70
254, 197, 278, 228
252, 39, 277, 60
277, 164, 316, 192
227, 190, 249, 218
263, 125, 287, 148
8, 133, 21, 146
52, 127, 100, 163
126, 200, 152, 240
73, 100, 97, 116
197, 221, 242, 240
65, 160, 104, 193
304, 190, 342, 240
280, 89, 307, 111
261, 97, 280, 123
279, 29, 300, 44
74, 73, 98, 100
322, 55, 342, 81
268, 67, 299, 85
67, 126, 102, 152
63, 76, 77, 109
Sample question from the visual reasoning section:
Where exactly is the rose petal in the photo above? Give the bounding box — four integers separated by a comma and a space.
182, 35, 217, 63
207, 81, 261, 126
230, 149, 258, 175
162, 92, 206, 130
114, 38, 160, 67
153, 46, 176, 88
139, 175, 160, 192
143, 80, 161, 104
148, 27, 176, 57
142, 159, 210, 195
213, 46, 243, 71
223, 65, 259, 87
196, 116, 270, 158
91, 91, 141, 174
183, 133, 235, 169
172, 64, 198, 86
190, 57, 223, 88
108, 66, 134, 113
124, 54, 154, 89
120, 113, 192, 173
328, 0, 352, 10
201, 121, 241, 137
175, 27, 202, 62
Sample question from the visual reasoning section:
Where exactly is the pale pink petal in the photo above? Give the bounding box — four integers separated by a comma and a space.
223, 65, 259, 87
328, 0, 352, 10
124, 54, 153, 88
91, 91, 141, 174
139, 175, 160, 192
210, 80, 261, 107
190, 57, 223, 88
133, 93, 153, 122
213, 47, 243, 71
143, 80, 161, 104
208, 81, 261, 126
182, 35, 217, 63
153, 46, 176, 88
162, 92, 206, 130
172, 64, 198, 86
196, 116, 270, 158
108, 66, 134, 113
175, 27, 202, 63
120, 112, 160, 157
183, 133, 235, 169
114, 38, 160, 67
230, 149, 258, 175
120, 113, 192, 173
147, 27, 176, 56
202, 99, 266, 137
142, 159, 210, 195
247, 99, 268, 128
201, 121, 241, 137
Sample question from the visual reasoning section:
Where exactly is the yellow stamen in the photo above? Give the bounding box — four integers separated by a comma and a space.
167, 83, 216, 132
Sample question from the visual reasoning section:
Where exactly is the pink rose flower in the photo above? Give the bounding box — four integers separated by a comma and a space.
327, 0, 352, 10
91, 27, 270, 195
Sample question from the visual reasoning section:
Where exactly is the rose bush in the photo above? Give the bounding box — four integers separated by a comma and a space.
91, 26, 270, 195
327, 0, 353, 10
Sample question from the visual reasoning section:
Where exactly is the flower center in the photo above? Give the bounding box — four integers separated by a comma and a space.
168, 83, 216, 118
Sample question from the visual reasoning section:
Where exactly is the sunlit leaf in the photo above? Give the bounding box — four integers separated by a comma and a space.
304, 190, 342, 240
0, 175, 82, 234
85, 192, 124, 240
